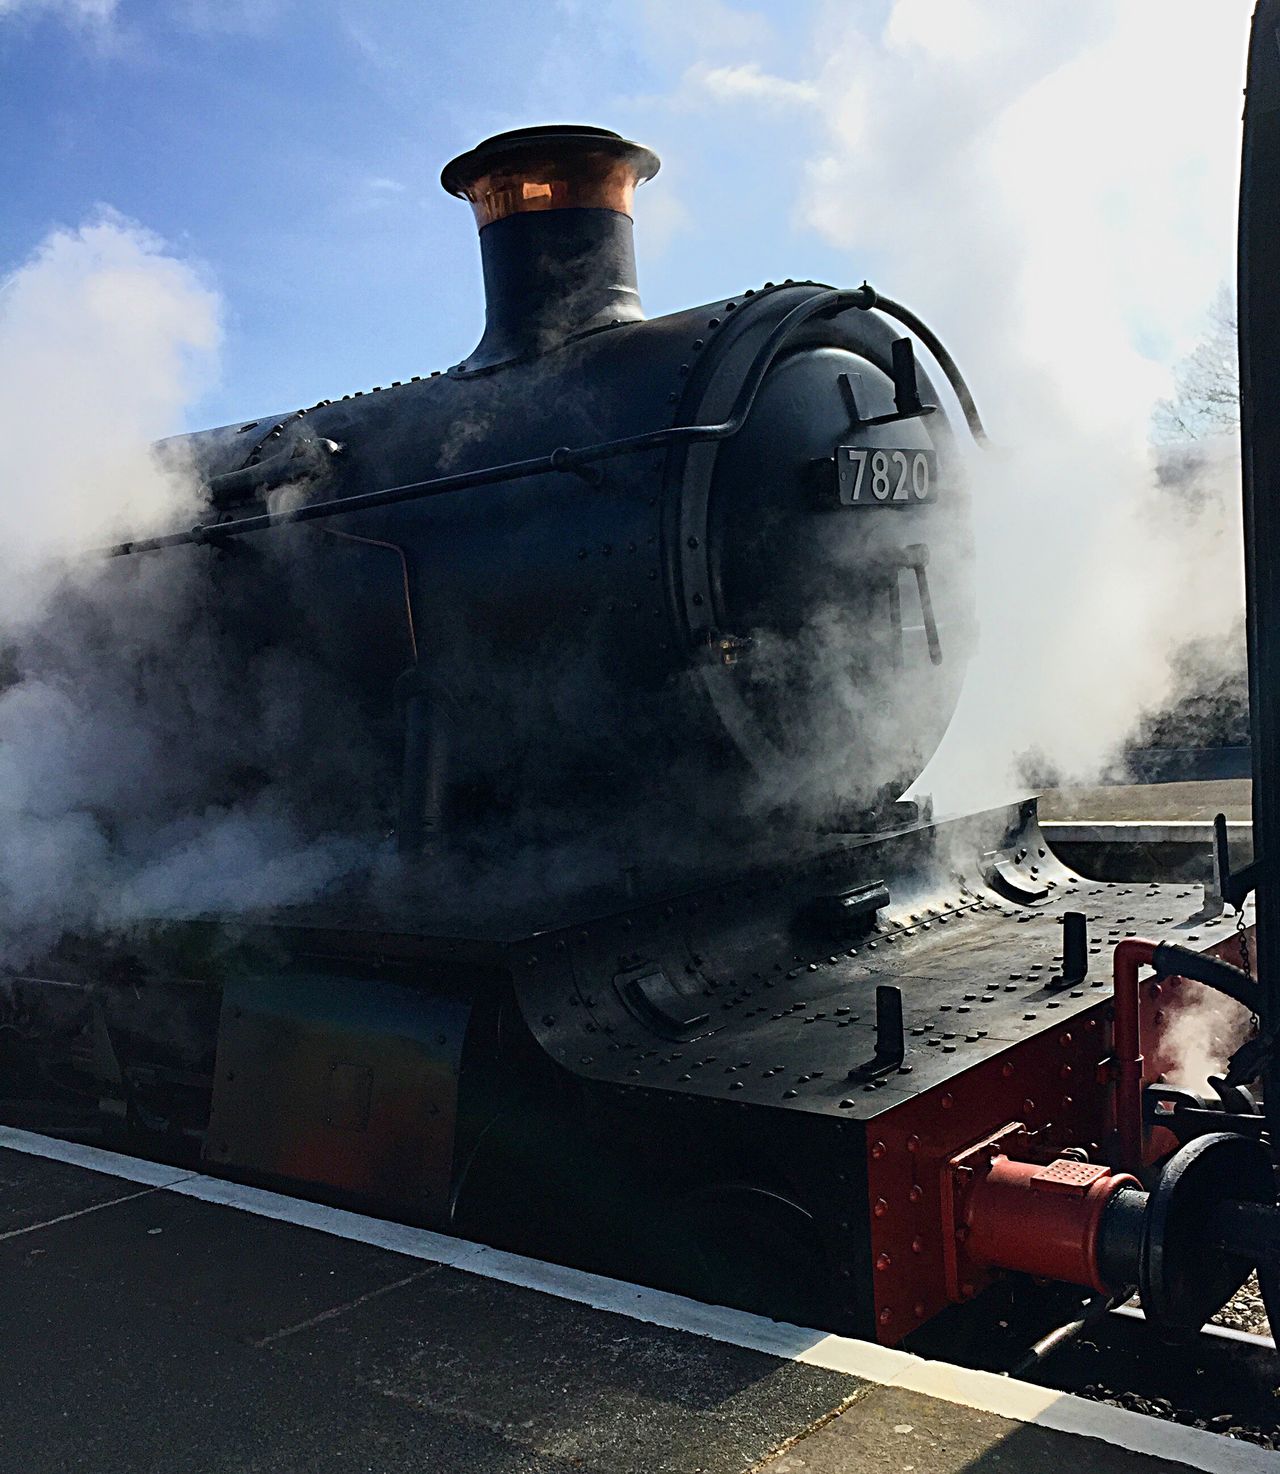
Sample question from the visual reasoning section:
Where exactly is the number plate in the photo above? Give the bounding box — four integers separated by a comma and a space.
836, 447, 937, 506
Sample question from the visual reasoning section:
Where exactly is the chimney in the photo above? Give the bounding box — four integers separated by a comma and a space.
441, 125, 660, 371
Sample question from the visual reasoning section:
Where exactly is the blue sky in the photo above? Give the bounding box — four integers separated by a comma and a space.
0, 0, 880, 428
0, 0, 1252, 437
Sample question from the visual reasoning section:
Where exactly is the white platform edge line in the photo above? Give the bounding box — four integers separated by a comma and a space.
0, 1125, 195, 1188
1, 1127, 1274, 1474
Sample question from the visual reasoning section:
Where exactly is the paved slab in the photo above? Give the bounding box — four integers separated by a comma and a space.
759, 1385, 1193, 1473
0, 1147, 169, 1238
0, 1138, 1256, 1474
0, 1148, 856, 1474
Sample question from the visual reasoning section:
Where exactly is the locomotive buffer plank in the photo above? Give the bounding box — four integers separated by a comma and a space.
0, 1131, 1255, 1474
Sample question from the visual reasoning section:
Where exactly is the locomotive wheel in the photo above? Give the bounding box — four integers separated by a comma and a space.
452, 1096, 737, 1293
678, 1182, 827, 1327
1140, 1132, 1274, 1338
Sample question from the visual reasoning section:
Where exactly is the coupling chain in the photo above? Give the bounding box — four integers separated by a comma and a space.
1237, 905, 1253, 979
1235, 906, 1259, 1034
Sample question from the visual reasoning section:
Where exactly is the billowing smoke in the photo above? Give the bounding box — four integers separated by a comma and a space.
0, 216, 373, 962
669, 0, 1253, 812
0, 214, 214, 585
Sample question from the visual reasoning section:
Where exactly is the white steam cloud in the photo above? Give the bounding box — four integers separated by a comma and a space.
0, 215, 216, 602
677, 0, 1253, 810
810, 0, 1250, 809
1160, 983, 1253, 1098
0, 216, 367, 960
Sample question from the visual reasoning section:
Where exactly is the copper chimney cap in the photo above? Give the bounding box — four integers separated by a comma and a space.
441, 125, 660, 229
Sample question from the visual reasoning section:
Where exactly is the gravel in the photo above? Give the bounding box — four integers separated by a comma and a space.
1212, 1274, 1272, 1338
1077, 1386, 1278, 1449
1031, 1293, 1279, 1449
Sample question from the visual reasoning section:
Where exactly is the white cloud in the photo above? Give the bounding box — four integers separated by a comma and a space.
0, 0, 116, 21
687, 61, 818, 109
172, 0, 290, 36
636, 0, 774, 58
883, 0, 1015, 64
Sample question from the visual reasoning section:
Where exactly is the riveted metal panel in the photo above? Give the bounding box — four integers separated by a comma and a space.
205, 972, 469, 1224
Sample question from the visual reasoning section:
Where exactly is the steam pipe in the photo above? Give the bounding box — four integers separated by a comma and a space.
1006, 1294, 1117, 1378
1150, 941, 1263, 1018
322, 529, 418, 664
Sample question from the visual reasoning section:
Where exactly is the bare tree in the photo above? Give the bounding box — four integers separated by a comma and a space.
1152, 284, 1239, 442
1127, 285, 1248, 780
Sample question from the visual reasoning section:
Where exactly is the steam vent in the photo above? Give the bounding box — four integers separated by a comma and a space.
441, 125, 660, 368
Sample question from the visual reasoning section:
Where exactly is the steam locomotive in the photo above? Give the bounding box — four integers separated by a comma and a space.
3, 121, 1277, 1361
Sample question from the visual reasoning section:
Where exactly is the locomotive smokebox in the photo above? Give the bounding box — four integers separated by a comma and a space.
441, 125, 660, 370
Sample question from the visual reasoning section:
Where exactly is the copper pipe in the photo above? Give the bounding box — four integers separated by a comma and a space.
322, 529, 418, 665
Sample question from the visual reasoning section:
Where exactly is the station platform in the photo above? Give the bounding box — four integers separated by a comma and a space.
1039, 780, 1253, 881
0, 1129, 1269, 1474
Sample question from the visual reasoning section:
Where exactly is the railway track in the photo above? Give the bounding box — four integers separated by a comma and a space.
1029, 1305, 1280, 1451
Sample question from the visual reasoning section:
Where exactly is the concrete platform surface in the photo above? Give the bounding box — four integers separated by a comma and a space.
1040, 780, 1252, 824
1038, 780, 1254, 882
0, 1131, 1267, 1474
